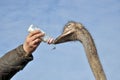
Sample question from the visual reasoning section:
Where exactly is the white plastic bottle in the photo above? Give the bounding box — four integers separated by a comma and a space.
28, 24, 54, 44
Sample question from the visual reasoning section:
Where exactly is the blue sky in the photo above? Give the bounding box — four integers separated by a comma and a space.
0, 0, 120, 80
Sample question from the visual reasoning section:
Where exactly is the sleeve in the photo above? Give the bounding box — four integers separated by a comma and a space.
0, 45, 33, 80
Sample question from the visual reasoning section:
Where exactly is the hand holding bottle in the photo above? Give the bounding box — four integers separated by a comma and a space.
28, 24, 54, 44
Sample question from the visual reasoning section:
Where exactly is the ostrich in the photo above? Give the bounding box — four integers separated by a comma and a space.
54, 21, 107, 80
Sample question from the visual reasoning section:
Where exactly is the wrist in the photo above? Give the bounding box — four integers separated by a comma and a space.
23, 44, 31, 56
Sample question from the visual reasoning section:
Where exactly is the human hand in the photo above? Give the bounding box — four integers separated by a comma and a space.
23, 30, 44, 55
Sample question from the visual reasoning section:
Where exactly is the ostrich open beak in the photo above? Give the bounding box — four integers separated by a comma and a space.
54, 29, 75, 44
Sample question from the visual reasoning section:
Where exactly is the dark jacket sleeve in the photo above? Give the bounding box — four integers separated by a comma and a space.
0, 45, 33, 80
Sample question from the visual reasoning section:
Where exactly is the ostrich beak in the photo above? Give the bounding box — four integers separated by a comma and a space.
54, 29, 75, 44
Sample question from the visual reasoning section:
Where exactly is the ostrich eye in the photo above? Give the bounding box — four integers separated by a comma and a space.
64, 23, 73, 32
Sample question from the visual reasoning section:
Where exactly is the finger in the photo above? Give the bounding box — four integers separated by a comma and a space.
48, 38, 54, 44
31, 33, 45, 41
30, 38, 41, 48
34, 38, 41, 45
50, 38, 54, 44
28, 30, 43, 37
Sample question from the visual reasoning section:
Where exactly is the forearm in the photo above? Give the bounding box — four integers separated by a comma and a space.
0, 45, 33, 80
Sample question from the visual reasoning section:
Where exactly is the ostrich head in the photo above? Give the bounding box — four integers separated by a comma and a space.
54, 21, 85, 44
54, 21, 107, 80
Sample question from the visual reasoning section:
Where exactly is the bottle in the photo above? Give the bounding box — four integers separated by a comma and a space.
28, 24, 54, 44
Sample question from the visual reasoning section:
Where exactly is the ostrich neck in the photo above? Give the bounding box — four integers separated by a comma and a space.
78, 29, 107, 80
